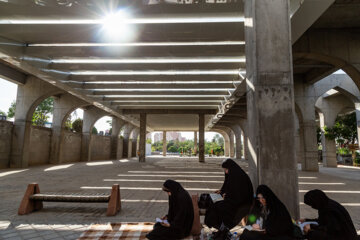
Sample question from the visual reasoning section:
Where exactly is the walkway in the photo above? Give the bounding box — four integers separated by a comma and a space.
0, 157, 359, 239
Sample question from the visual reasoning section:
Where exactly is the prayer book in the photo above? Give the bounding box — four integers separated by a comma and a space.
155, 218, 169, 225
209, 193, 223, 203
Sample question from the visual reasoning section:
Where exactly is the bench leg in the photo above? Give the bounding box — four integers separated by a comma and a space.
107, 184, 121, 216
18, 183, 43, 215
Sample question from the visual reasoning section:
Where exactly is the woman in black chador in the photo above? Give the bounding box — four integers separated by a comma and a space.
205, 159, 253, 237
146, 179, 194, 240
302, 189, 358, 240
240, 185, 294, 240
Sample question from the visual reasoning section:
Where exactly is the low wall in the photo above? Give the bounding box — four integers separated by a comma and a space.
90, 135, 111, 161
0, 121, 13, 169
60, 131, 82, 163
29, 126, 52, 166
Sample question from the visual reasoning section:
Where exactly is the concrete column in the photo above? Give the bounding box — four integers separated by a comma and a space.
11, 76, 60, 168
294, 80, 320, 171
224, 136, 230, 157
245, 0, 299, 217
194, 131, 198, 155
300, 120, 320, 171
229, 131, 235, 158
122, 124, 134, 158
319, 112, 337, 167
110, 117, 125, 160
199, 113, 205, 162
235, 131, 242, 160
131, 129, 139, 157
81, 106, 107, 161
51, 94, 87, 164
162, 131, 167, 156
355, 103, 360, 154
139, 113, 146, 162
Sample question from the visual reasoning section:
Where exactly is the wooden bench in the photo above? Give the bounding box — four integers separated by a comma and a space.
18, 183, 121, 216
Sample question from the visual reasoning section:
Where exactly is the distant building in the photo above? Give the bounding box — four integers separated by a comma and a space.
154, 132, 185, 142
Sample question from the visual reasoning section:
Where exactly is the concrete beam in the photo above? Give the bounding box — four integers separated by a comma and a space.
0, 43, 142, 129
291, 0, 335, 44
0, 62, 27, 85
72, 83, 235, 89
305, 66, 338, 84
70, 74, 240, 82
88, 90, 230, 96
122, 109, 217, 115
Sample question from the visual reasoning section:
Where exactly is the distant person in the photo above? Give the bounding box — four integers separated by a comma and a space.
146, 180, 194, 240
205, 158, 253, 239
301, 189, 358, 240
240, 185, 294, 240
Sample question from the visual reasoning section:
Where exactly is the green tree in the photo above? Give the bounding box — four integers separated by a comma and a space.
324, 112, 357, 146
92, 127, 98, 134
72, 118, 83, 133
0, 110, 6, 116
32, 97, 54, 127
7, 101, 16, 118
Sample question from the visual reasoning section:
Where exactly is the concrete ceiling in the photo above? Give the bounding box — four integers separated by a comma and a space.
0, 0, 356, 131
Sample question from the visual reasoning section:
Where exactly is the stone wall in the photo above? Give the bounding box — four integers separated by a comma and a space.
0, 121, 13, 169
60, 131, 82, 163
90, 135, 111, 161
29, 126, 52, 166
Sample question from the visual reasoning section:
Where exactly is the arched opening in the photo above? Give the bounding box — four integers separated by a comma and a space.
0, 78, 17, 122
315, 78, 360, 167
63, 108, 84, 133
89, 116, 112, 161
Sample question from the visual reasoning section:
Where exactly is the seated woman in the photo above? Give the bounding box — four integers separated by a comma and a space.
146, 180, 194, 240
240, 185, 294, 240
301, 189, 358, 240
205, 159, 253, 239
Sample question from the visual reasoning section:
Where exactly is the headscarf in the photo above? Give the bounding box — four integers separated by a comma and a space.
220, 158, 253, 206
304, 189, 329, 210
256, 185, 294, 237
304, 189, 357, 240
162, 180, 194, 237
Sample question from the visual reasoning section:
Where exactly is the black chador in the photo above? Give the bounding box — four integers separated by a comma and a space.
304, 189, 358, 240
240, 185, 294, 240
146, 180, 194, 240
205, 158, 254, 229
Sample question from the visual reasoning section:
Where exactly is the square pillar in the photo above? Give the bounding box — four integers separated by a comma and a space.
194, 131, 198, 155
162, 131, 167, 156
245, 0, 299, 217
199, 114, 205, 162
139, 113, 146, 162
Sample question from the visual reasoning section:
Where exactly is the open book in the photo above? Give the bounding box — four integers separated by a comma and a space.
156, 218, 169, 225
209, 193, 223, 203
298, 221, 318, 234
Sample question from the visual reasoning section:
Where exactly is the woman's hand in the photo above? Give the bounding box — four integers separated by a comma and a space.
303, 224, 311, 234
252, 224, 260, 230
161, 222, 170, 227
214, 190, 221, 194
161, 215, 167, 220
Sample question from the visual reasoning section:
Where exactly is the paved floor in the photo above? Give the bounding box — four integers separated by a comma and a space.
0, 156, 359, 239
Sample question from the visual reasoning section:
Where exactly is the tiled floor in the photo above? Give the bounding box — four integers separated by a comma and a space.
0, 156, 359, 239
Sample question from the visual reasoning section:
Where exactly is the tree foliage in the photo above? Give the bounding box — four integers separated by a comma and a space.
32, 97, 54, 127
0, 110, 6, 116
72, 118, 83, 133
324, 112, 357, 146
92, 127, 98, 134
151, 134, 224, 155
7, 101, 16, 118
